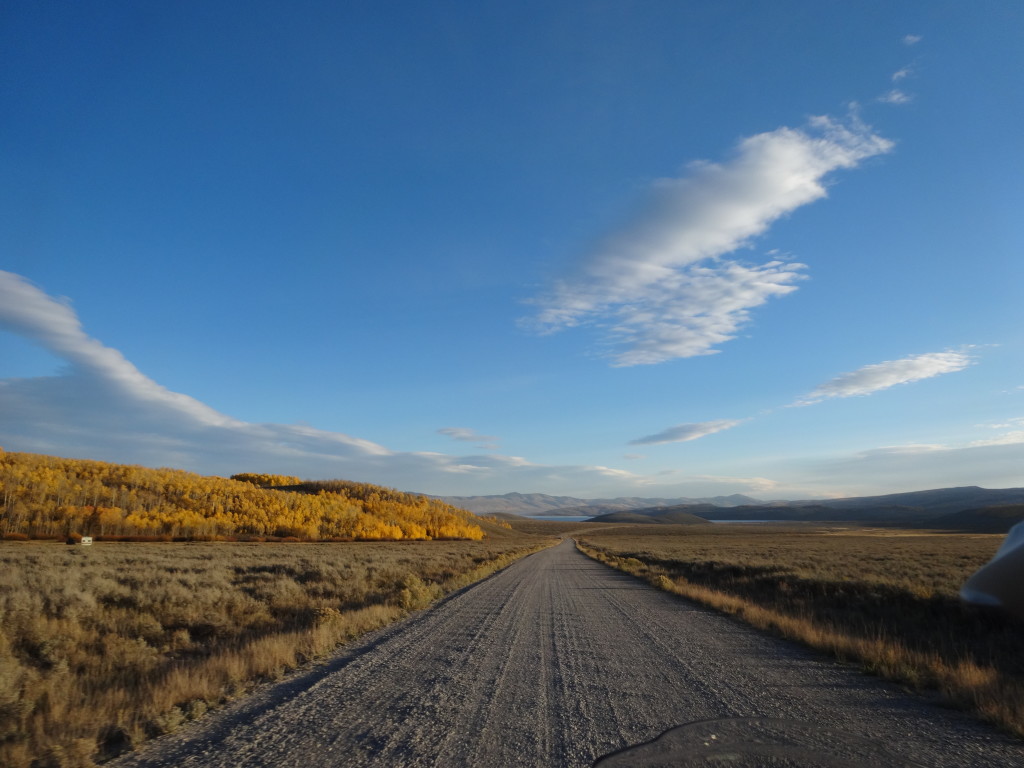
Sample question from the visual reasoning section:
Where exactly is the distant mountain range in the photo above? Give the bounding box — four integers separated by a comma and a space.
438, 486, 1024, 532
433, 491, 762, 516
592, 486, 1024, 531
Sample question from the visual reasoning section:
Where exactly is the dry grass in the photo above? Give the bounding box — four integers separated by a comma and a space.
0, 536, 549, 767
577, 524, 1024, 738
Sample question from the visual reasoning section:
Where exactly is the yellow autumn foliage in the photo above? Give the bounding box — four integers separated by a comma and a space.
230, 472, 303, 487
0, 451, 485, 541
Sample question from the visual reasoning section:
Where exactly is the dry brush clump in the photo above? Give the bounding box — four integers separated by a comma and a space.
0, 537, 546, 768
577, 525, 1024, 737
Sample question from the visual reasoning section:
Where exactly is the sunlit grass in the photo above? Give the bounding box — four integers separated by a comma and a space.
0, 536, 549, 768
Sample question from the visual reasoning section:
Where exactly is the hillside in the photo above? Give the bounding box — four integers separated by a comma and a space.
784, 486, 1024, 515
435, 491, 761, 516
438, 486, 1024, 523
0, 451, 488, 541
927, 504, 1024, 533
670, 503, 936, 523
618, 486, 1024, 525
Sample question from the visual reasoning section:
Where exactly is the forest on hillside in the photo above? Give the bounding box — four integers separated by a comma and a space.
0, 451, 487, 541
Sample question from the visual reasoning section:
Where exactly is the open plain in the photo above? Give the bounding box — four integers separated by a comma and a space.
113, 539, 1022, 768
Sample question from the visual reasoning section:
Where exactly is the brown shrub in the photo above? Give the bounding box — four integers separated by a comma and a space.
0, 536, 547, 767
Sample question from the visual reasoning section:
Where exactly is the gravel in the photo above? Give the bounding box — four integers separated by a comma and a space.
113, 539, 1024, 767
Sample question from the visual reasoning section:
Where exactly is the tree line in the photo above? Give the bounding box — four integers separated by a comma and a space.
0, 450, 486, 541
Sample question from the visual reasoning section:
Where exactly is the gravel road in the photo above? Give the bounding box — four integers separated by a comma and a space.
115, 539, 1023, 767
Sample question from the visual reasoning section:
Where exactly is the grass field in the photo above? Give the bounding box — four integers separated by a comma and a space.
576, 523, 1024, 737
0, 535, 549, 768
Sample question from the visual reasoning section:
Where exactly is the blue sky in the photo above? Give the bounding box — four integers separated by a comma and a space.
2, 1, 1022, 499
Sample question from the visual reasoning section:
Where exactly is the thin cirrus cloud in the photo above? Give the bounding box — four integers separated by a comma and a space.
437, 427, 497, 443
630, 419, 743, 446
527, 114, 893, 366
437, 427, 499, 452
633, 349, 973, 447
794, 350, 974, 406
970, 418, 1024, 448
792, 438, 1024, 495
879, 89, 912, 105
883, 41, 919, 105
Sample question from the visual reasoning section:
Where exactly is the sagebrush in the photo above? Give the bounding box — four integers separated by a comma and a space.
0, 537, 547, 767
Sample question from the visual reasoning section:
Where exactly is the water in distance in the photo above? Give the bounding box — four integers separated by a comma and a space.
532, 515, 593, 522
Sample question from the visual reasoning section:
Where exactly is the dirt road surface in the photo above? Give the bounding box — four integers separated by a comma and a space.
115, 539, 1023, 767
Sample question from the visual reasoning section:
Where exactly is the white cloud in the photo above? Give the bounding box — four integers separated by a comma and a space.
0, 272, 239, 428
592, 465, 638, 479
855, 443, 949, 455
971, 432, 1024, 448
438, 427, 497, 444
604, 259, 807, 366
891, 67, 912, 82
903, 34, 923, 46
630, 419, 743, 446
986, 418, 1024, 430
0, 270, 726, 497
8, 271, 1011, 503
795, 350, 973, 405
528, 114, 892, 365
788, 439, 1024, 496
970, 418, 1024, 447
686, 474, 781, 494
879, 89, 912, 105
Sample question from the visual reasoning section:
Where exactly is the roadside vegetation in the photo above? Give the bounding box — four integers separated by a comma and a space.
0, 535, 550, 767
577, 524, 1024, 737
0, 450, 549, 766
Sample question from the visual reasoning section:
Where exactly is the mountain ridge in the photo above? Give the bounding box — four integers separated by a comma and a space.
603, 486, 1024, 527
435, 486, 1024, 525
431, 492, 761, 516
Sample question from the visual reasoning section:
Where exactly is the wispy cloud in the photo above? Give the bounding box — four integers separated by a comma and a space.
903, 34, 923, 46
970, 432, 1024, 448
891, 67, 912, 82
438, 427, 497, 444
879, 89, 912, 105
630, 419, 743, 446
603, 260, 807, 366
528, 114, 892, 365
986, 418, 1024, 430
970, 417, 1024, 447
633, 348, 977, 450
0, 272, 241, 429
0, 270, 719, 497
4, 271, 1007, 501
686, 474, 780, 494
794, 350, 973, 405
789, 439, 1024, 496
438, 427, 499, 451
